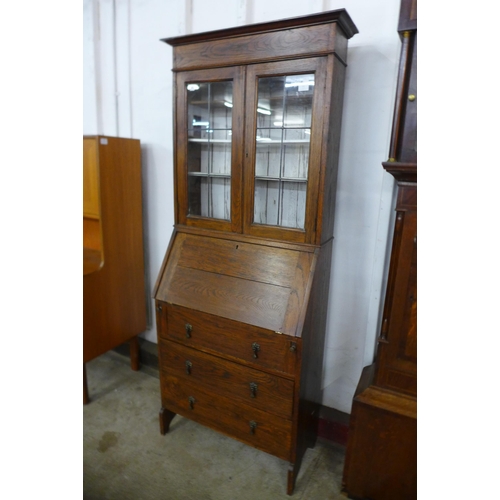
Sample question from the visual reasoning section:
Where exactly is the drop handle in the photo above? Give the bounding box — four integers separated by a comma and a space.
185, 323, 192, 338
249, 382, 258, 398
249, 421, 257, 435
156, 304, 162, 312
252, 342, 260, 359
185, 360, 192, 375
188, 396, 195, 410
290, 342, 297, 353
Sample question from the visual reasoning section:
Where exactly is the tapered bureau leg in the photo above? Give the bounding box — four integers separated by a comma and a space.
83, 364, 89, 405
129, 336, 140, 371
287, 463, 297, 495
159, 407, 176, 435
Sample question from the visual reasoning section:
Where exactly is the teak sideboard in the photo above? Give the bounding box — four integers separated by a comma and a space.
153, 10, 358, 495
83, 136, 147, 404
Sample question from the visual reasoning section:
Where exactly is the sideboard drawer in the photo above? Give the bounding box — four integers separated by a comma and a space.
159, 339, 294, 418
161, 374, 293, 461
157, 302, 299, 375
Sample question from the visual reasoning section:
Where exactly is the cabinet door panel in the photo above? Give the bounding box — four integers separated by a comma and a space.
176, 66, 245, 232
243, 58, 328, 243
375, 200, 417, 397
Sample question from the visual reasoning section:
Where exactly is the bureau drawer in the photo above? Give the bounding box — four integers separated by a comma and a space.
157, 302, 299, 375
159, 339, 294, 418
161, 374, 293, 461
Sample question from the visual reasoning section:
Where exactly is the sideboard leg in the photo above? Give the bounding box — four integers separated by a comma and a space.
83, 364, 90, 405
130, 336, 140, 371
159, 407, 176, 435
287, 462, 297, 495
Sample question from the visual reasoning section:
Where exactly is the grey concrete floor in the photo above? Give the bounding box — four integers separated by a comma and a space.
83, 351, 348, 500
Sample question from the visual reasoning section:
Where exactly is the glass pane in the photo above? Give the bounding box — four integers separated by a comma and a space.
282, 129, 310, 180
253, 180, 306, 229
256, 77, 285, 129
188, 176, 231, 220
283, 74, 314, 128
186, 81, 232, 221
210, 81, 233, 129
280, 182, 306, 229
253, 73, 314, 229
255, 128, 282, 178
187, 83, 210, 136
254, 179, 280, 226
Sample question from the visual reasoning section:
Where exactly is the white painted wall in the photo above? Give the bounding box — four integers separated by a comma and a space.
83, 0, 401, 414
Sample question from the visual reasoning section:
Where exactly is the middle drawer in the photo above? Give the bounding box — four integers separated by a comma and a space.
159, 339, 294, 419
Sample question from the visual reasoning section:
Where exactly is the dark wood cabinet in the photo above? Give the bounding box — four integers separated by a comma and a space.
342, 1, 417, 498
154, 10, 358, 495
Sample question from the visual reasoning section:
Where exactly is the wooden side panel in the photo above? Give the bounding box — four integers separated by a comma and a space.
375, 184, 417, 396
83, 136, 147, 363
83, 137, 100, 219
172, 24, 336, 71
398, 0, 417, 32
83, 217, 102, 253
398, 33, 417, 164
343, 378, 417, 500
319, 56, 346, 244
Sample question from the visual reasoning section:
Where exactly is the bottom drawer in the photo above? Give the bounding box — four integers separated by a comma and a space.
161, 374, 292, 461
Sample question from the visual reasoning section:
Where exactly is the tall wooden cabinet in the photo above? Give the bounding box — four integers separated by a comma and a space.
153, 10, 357, 495
342, 1, 417, 499
83, 136, 147, 404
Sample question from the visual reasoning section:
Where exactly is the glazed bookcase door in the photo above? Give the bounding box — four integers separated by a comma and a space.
243, 58, 328, 243
175, 66, 245, 232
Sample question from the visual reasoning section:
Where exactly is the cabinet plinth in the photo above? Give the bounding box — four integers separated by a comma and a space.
155, 10, 358, 494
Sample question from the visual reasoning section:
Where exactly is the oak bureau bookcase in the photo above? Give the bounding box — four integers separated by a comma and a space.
153, 10, 358, 495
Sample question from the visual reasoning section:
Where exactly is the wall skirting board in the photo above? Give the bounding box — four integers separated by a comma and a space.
112, 338, 350, 447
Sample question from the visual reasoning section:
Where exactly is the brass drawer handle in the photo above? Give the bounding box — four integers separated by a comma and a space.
156, 304, 162, 312
249, 382, 258, 398
249, 421, 257, 434
188, 396, 195, 410
290, 342, 297, 353
252, 342, 260, 359
185, 360, 192, 375
185, 323, 192, 338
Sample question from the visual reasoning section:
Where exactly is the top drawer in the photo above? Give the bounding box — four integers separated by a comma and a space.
156, 302, 299, 376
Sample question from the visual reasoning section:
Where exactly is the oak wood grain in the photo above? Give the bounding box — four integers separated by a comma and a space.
161, 374, 293, 461
159, 339, 294, 418
158, 302, 299, 376
83, 136, 147, 364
